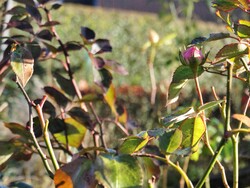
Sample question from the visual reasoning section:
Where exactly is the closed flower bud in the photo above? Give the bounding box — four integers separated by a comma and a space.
148, 29, 160, 44
182, 46, 204, 65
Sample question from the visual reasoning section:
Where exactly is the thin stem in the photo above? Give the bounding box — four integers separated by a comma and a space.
132, 153, 193, 188
44, 119, 60, 171
194, 75, 229, 187
15, 79, 54, 179
148, 47, 157, 105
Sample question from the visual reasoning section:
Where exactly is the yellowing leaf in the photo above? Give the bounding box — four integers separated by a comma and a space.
232, 114, 250, 127
54, 118, 87, 148
10, 44, 34, 87
104, 84, 117, 115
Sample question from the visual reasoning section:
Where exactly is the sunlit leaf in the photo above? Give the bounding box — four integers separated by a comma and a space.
160, 107, 196, 127
180, 116, 205, 148
54, 118, 87, 148
212, 0, 238, 12
10, 44, 34, 87
119, 136, 149, 154
104, 83, 116, 115
232, 114, 250, 127
235, 20, 250, 38
95, 154, 143, 187
158, 129, 182, 154
54, 157, 96, 188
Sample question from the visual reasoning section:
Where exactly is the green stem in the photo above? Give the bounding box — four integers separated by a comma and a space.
44, 119, 60, 171
195, 62, 233, 188
15, 79, 54, 179
166, 156, 194, 188
148, 46, 157, 105
36, 105, 59, 171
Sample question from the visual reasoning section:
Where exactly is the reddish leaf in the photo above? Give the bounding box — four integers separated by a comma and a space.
7, 20, 34, 34
91, 39, 112, 54
232, 114, 250, 127
54, 157, 96, 188
57, 41, 82, 52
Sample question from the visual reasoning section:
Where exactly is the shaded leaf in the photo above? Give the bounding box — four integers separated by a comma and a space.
67, 107, 93, 130
235, 20, 250, 38
0, 141, 15, 165
54, 157, 96, 188
91, 39, 112, 54
4, 122, 32, 140
5, 6, 27, 16
75, 93, 103, 102
119, 136, 149, 154
53, 72, 76, 98
36, 29, 53, 41
34, 99, 56, 117
57, 41, 82, 52
81, 27, 95, 42
25, 40, 42, 59
158, 129, 182, 154
7, 20, 34, 33
8, 181, 33, 188
51, 2, 62, 10
206, 33, 231, 42
44, 86, 70, 107
232, 114, 250, 127
10, 44, 34, 87
40, 21, 60, 27
95, 154, 143, 188
215, 43, 248, 61
13, 0, 35, 6
180, 116, 205, 148
48, 118, 66, 134
98, 68, 113, 90
140, 157, 161, 182
166, 65, 203, 105
104, 59, 128, 75
26, 5, 42, 24
54, 118, 87, 148
198, 100, 224, 112
147, 128, 165, 137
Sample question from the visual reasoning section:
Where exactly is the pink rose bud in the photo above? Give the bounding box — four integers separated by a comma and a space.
182, 46, 204, 65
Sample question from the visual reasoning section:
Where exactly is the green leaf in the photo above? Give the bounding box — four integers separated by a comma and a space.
53, 72, 76, 98
0, 141, 15, 165
10, 44, 34, 87
206, 33, 231, 42
4, 122, 32, 141
212, 0, 238, 12
104, 83, 117, 115
198, 100, 224, 112
232, 114, 250, 127
235, 20, 250, 38
54, 118, 87, 148
54, 157, 96, 188
180, 116, 205, 148
214, 43, 248, 63
158, 129, 182, 154
95, 154, 143, 188
160, 107, 196, 127
167, 65, 203, 105
119, 136, 149, 154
